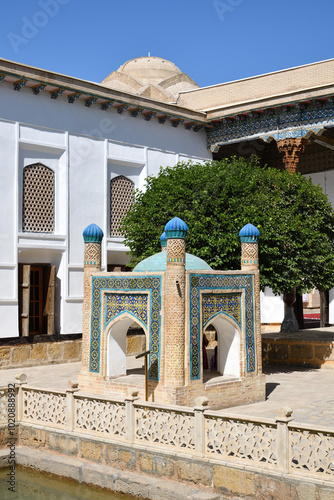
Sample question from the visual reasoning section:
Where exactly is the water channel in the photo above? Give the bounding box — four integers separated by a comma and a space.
0, 467, 136, 499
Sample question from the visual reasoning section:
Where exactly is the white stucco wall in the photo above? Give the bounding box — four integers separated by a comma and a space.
0, 79, 211, 338
304, 170, 334, 324
260, 288, 284, 324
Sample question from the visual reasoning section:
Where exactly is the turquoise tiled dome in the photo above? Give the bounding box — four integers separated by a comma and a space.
164, 217, 188, 239
83, 223, 104, 243
239, 223, 260, 242
133, 252, 212, 272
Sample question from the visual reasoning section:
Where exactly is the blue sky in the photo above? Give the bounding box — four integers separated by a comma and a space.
1, 0, 334, 88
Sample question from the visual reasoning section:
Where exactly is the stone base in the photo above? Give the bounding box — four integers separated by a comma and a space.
1, 427, 332, 500
0, 447, 221, 500
77, 371, 266, 410
0, 338, 82, 369
262, 328, 334, 369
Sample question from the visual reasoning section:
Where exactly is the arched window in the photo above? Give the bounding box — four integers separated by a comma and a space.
110, 175, 134, 237
22, 163, 55, 233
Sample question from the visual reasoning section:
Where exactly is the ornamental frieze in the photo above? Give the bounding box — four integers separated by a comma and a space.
206, 99, 334, 151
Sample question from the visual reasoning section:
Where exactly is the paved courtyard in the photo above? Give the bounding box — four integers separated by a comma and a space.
0, 358, 333, 428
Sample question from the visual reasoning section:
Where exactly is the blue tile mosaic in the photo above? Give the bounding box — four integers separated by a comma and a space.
190, 274, 255, 380
202, 293, 241, 329
90, 276, 161, 380
105, 293, 148, 328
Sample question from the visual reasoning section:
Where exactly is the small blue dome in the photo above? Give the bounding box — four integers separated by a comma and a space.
83, 223, 104, 243
160, 231, 167, 247
164, 217, 188, 239
239, 223, 260, 242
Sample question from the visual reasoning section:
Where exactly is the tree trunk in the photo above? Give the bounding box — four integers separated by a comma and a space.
320, 290, 329, 328
280, 287, 299, 333
293, 292, 304, 330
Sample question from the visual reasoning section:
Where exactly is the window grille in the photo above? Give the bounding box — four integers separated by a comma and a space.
110, 176, 134, 237
22, 163, 55, 233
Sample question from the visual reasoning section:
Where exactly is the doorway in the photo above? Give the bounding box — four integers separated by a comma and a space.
19, 264, 56, 336
204, 314, 241, 381
106, 316, 147, 378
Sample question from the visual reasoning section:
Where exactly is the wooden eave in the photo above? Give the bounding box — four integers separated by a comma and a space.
206, 85, 334, 123
0, 58, 207, 130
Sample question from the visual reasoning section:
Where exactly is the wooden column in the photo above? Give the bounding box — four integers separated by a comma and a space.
277, 138, 306, 174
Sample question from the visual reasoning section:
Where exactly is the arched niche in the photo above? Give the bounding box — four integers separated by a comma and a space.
106, 313, 147, 378
205, 314, 241, 378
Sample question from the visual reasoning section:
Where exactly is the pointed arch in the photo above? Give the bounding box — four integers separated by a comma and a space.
105, 312, 147, 378
110, 175, 134, 237
206, 314, 241, 378
22, 163, 54, 233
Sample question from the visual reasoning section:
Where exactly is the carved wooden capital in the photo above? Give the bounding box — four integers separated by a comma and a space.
277, 138, 306, 174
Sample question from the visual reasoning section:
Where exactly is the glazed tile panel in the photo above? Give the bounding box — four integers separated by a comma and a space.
190, 274, 255, 380
90, 276, 161, 380
202, 293, 241, 329
105, 293, 148, 327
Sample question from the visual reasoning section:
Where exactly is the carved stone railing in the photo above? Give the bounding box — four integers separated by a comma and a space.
0, 388, 8, 423
21, 387, 67, 429
74, 394, 126, 438
205, 413, 278, 466
134, 402, 196, 451
0, 382, 333, 481
289, 423, 334, 477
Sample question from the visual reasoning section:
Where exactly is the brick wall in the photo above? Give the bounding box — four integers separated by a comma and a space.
262, 333, 334, 369
178, 59, 334, 112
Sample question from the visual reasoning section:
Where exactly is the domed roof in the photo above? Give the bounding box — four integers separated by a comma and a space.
101, 56, 199, 103
83, 223, 104, 242
160, 231, 167, 247
117, 57, 182, 85
165, 217, 188, 239
133, 252, 212, 272
239, 223, 260, 242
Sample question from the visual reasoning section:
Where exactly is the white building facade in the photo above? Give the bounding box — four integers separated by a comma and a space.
0, 57, 210, 339
2, 55, 334, 340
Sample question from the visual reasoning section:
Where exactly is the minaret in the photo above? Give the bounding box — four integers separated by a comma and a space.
160, 231, 167, 251
239, 223, 260, 271
239, 223, 262, 373
81, 223, 103, 373
164, 217, 188, 388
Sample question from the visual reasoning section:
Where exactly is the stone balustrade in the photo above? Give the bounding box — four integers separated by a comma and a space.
1, 383, 334, 481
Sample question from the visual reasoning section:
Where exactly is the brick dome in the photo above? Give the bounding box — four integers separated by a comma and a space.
101, 56, 199, 103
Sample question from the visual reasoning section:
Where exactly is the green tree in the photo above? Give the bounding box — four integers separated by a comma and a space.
121, 157, 334, 295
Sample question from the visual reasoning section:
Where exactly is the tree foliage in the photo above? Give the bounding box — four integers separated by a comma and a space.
121, 157, 334, 294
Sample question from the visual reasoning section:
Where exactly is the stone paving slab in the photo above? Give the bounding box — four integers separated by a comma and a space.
0, 361, 83, 391
1, 360, 334, 427
223, 366, 334, 427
